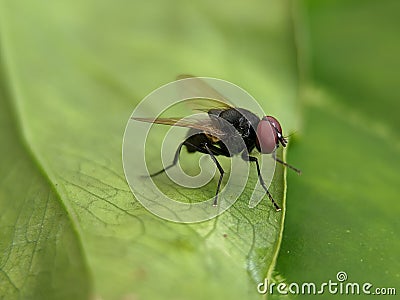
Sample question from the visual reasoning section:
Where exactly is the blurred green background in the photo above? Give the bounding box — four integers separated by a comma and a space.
0, 0, 399, 299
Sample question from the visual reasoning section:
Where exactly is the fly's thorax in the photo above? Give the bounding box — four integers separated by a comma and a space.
216, 107, 260, 155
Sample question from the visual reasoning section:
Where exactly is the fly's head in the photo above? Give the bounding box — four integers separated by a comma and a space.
256, 116, 287, 154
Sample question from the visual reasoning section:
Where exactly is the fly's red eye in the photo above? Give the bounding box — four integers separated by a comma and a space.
256, 119, 277, 154
264, 115, 287, 148
265, 116, 282, 134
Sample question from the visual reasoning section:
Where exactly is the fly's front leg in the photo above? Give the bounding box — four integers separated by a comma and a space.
242, 153, 281, 211
272, 151, 301, 174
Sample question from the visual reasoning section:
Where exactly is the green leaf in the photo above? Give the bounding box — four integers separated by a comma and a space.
0, 0, 298, 299
0, 54, 91, 299
274, 1, 400, 299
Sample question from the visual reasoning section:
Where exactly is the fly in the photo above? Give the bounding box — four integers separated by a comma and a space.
133, 75, 301, 211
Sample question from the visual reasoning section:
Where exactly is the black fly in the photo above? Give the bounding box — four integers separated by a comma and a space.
133, 75, 300, 211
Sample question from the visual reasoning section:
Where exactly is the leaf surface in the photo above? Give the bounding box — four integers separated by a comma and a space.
0, 1, 298, 299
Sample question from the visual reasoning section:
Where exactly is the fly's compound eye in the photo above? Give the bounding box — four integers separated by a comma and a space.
256, 116, 287, 153
265, 116, 282, 135
265, 116, 287, 148
256, 118, 277, 154
266, 116, 287, 147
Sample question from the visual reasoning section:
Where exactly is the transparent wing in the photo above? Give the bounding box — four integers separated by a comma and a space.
132, 115, 226, 138
176, 74, 235, 112
133, 75, 237, 139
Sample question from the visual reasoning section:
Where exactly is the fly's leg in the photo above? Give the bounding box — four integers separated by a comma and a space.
149, 132, 226, 206
184, 141, 226, 207
272, 151, 301, 174
204, 144, 225, 207
242, 153, 281, 211
148, 142, 185, 177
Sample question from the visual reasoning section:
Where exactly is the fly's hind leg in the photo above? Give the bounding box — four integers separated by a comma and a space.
148, 141, 185, 177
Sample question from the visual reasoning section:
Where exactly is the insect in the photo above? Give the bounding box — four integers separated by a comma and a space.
133, 75, 300, 211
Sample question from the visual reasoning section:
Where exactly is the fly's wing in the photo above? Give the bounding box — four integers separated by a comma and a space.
132, 115, 226, 139
133, 75, 236, 139
176, 74, 235, 113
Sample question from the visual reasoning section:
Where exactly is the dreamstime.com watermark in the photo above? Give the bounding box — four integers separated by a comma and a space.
257, 272, 396, 296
